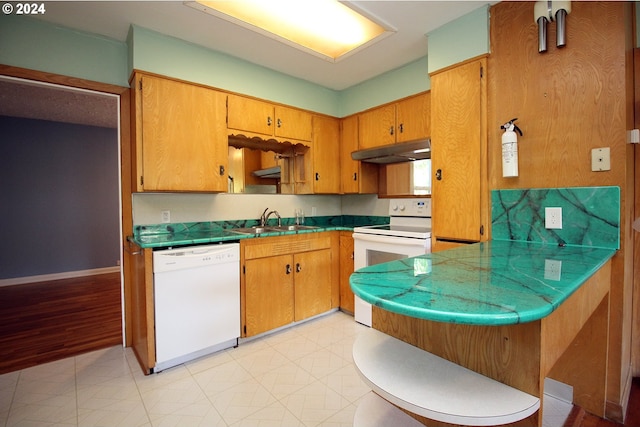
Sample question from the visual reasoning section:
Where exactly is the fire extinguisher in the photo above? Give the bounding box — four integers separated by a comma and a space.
501, 118, 523, 178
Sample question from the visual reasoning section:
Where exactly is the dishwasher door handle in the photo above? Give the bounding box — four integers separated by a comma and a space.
159, 246, 230, 258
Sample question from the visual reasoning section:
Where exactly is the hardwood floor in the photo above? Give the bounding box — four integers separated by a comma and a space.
0, 272, 122, 374
566, 377, 640, 427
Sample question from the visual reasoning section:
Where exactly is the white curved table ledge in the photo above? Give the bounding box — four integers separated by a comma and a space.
352, 328, 540, 426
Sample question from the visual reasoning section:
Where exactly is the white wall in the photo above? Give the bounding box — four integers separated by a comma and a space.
132, 193, 390, 225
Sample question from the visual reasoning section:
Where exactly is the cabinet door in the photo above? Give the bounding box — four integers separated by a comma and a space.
139, 75, 227, 191
358, 104, 396, 149
396, 92, 431, 143
431, 59, 485, 244
294, 249, 332, 321
312, 115, 341, 194
245, 255, 294, 336
275, 105, 312, 141
130, 245, 155, 374
340, 116, 379, 194
227, 94, 274, 136
340, 115, 359, 194
338, 233, 355, 313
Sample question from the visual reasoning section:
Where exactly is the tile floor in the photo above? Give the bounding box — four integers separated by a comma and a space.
0, 311, 571, 427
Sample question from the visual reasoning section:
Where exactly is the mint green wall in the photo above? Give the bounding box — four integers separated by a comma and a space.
130, 26, 340, 116
338, 57, 430, 117
339, 4, 490, 116
427, 4, 490, 74
0, 15, 129, 87
0, 6, 492, 117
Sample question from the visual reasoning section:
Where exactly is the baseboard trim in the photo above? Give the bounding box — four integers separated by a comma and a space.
605, 370, 633, 423
0, 267, 121, 287
544, 377, 573, 403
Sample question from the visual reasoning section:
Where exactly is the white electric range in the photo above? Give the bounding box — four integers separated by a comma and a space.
352, 198, 432, 326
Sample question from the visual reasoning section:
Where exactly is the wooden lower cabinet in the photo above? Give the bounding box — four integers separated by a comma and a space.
241, 233, 336, 337
338, 231, 355, 314
127, 242, 155, 374
294, 249, 332, 320
245, 255, 295, 336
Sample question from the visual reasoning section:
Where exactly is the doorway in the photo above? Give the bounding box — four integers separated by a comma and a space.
0, 66, 130, 372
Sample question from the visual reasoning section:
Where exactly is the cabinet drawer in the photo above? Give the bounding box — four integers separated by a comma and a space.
244, 234, 331, 259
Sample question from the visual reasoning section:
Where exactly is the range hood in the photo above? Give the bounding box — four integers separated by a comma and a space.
351, 138, 431, 164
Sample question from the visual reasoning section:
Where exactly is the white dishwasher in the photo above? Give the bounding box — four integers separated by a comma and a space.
153, 243, 240, 372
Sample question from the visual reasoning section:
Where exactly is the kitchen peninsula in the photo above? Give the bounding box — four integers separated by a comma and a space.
351, 241, 615, 426
350, 186, 620, 426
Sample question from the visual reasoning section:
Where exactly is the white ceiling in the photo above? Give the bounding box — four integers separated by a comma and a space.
31, 1, 489, 91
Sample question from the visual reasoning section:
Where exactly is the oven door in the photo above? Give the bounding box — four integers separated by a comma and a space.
352, 233, 430, 326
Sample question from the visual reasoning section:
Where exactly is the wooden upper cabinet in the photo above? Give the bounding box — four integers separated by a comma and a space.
275, 105, 312, 141
133, 73, 228, 192
227, 94, 273, 136
357, 92, 430, 149
431, 58, 487, 248
312, 115, 341, 194
396, 92, 431, 143
340, 115, 378, 194
227, 94, 312, 142
358, 104, 396, 149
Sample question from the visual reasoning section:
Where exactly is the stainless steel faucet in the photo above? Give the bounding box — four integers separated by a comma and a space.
260, 208, 281, 227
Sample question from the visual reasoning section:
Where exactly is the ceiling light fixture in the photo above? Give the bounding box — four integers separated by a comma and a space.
184, 0, 395, 62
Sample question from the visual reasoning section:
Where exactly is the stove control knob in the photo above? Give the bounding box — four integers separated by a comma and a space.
391, 204, 399, 211
399, 205, 406, 211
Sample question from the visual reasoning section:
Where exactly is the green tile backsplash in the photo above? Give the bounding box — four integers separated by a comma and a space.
491, 187, 620, 249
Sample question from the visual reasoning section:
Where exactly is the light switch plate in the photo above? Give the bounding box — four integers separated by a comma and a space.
545, 207, 562, 229
161, 210, 171, 223
591, 147, 611, 171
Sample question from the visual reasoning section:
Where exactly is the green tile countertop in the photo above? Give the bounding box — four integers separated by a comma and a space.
129, 215, 388, 249
350, 240, 616, 326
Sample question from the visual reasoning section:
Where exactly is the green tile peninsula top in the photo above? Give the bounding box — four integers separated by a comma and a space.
350, 240, 615, 325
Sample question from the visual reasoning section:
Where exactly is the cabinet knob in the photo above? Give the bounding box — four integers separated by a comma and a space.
315, 172, 319, 181
286, 264, 291, 274
219, 165, 225, 176
435, 168, 442, 181
296, 263, 301, 273
277, 118, 282, 128
353, 173, 357, 181
389, 126, 394, 136
399, 123, 404, 133
267, 116, 272, 126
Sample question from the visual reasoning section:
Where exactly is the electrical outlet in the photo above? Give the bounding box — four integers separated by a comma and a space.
545, 207, 562, 229
544, 259, 562, 281
591, 147, 611, 171
161, 210, 171, 223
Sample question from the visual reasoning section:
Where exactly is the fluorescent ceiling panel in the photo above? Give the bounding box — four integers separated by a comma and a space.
185, 0, 395, 62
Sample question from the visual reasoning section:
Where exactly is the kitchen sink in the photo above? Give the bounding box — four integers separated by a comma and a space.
229, 225, 320, 235
266, 225, 320, 232
228, 226, 270, 235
